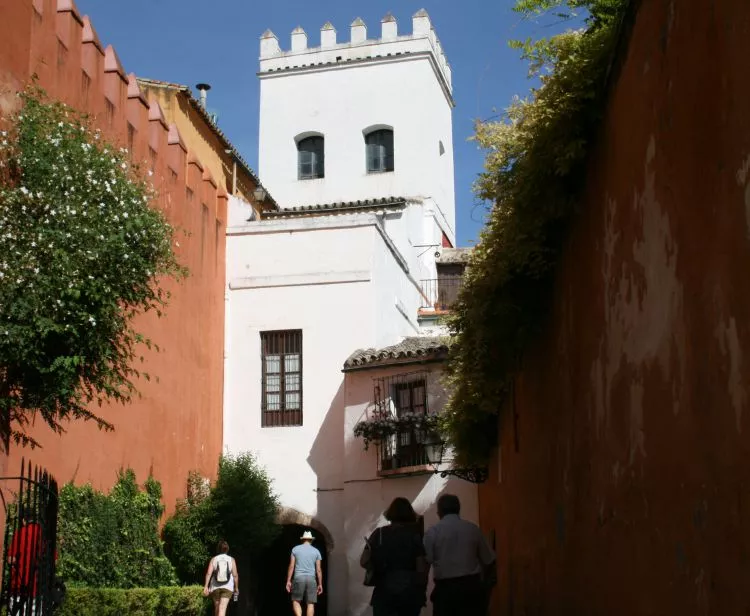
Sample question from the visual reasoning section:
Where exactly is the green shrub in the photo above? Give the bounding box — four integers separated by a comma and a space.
56, 586, 210, 616
163, 454, 279, 615
58, 469, 177, 588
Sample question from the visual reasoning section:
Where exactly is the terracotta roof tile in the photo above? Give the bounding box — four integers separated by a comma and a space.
261, 196, 406, 219
344, 336, 449, 371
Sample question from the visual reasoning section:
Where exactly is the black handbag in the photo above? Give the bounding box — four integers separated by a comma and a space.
362, 527, 382, 586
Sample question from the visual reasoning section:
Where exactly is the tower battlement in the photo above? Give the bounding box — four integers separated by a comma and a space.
259, 9, 452, 93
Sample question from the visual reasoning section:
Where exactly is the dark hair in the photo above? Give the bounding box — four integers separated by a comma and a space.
217, 540, 230, 554
384, 497, 417, 524
437, 494, 461, 517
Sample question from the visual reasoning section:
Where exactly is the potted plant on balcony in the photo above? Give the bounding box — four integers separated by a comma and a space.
353, 412, 440, 450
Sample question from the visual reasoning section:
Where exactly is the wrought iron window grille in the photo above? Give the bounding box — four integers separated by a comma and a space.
368, 373, 488, 483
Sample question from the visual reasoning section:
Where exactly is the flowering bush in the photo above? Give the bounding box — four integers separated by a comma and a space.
0, 87, 185, 448
353, 411, 439, 450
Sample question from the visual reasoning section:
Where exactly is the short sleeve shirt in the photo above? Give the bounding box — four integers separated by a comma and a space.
423, 514, 495, 580
292, 543, 322, 578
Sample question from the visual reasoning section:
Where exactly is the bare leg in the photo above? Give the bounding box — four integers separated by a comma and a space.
216, 594, 231, 616
306, 603, 315, 616
292, 600, 303, 616
212, 595, 221, 616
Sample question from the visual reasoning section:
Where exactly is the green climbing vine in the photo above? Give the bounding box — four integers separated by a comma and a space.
443, 0, 631, 466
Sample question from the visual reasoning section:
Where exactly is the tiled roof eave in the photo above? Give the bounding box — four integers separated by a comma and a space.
262, 197, 406, 219
342, 351, 447, 373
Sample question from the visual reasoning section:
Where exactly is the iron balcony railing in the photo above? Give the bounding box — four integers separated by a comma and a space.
419, 276, 464, 311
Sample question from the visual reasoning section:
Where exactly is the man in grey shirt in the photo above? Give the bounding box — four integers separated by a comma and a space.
424, 494, 496, 616
286, 530, 323, 616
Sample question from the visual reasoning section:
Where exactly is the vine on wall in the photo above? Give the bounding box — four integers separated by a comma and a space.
443, 0, 631, 466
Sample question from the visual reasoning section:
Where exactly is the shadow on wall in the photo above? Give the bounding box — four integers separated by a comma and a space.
307, 379, 345, 616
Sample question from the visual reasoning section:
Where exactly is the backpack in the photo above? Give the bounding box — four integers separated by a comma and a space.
213, 556, 231, 584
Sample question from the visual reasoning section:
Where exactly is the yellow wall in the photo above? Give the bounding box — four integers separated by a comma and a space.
142, 85, 257, 203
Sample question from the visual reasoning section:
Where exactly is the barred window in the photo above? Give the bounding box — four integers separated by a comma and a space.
261, 330, 303, 427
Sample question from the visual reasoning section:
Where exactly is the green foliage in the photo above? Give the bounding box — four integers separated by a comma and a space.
162, 473, 214, 585
0, 86, 186, 448
57, 586, 210, 616
57, 469, 177, 588
444, 0, 630, 466
353, 412, 440, 450
163, 454, 280, 586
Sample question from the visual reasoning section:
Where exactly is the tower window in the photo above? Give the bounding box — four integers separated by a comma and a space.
297, 136, 324, 180
439, 140, 445, 156
365, 129, 394, 173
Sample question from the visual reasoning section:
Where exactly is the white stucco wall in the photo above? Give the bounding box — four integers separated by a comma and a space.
258, 30, 456, 243
342, 363, 480, 616
225, 214, 428, 615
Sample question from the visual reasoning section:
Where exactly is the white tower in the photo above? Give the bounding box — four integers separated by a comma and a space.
258, 9, 457, 244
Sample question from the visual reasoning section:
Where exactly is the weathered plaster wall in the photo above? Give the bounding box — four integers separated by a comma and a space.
479, 0, 750, 613
0, 0, 226, 514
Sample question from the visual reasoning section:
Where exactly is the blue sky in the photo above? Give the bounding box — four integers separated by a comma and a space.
75, 0, 551, 246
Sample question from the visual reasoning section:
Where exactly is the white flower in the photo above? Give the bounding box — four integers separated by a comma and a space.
19, 186, 29, 195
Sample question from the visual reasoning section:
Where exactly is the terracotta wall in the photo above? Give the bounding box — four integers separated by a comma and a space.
479, 0, 750, 614
0, 0, 226, 514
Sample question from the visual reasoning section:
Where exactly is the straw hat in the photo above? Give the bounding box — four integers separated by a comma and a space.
300, 530, 315, 541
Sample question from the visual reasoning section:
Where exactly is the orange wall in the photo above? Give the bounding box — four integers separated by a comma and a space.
479, 0, 750, 614
0, 0, 226, 514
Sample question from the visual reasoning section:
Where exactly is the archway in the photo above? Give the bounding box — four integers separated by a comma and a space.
258, 524, 328, 616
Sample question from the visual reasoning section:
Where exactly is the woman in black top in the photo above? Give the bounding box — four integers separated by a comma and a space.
360, 497, 427, 616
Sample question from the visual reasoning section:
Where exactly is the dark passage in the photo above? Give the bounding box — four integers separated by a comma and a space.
258, 524, 328, 616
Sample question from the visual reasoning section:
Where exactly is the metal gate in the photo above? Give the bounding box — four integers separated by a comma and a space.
0, 459, 59, 615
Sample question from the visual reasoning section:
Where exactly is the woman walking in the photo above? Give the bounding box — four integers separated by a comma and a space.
360, 497, 427, 616
203, 540, 239, 616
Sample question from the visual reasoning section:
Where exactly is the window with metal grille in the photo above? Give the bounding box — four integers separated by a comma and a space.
297, 136, 324, 180
261, 330, 303, 427
376, 374, 431, 472
365, 129, 394, 173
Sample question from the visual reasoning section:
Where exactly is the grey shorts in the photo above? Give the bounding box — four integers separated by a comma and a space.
291, 575, 317, 604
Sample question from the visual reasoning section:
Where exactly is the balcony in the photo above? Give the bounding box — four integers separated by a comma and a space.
419, 275, 464, 313
378, 429, 438, 477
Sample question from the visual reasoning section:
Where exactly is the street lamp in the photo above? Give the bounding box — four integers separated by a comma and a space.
253, 186, 267, 203
422, 431, 489, 484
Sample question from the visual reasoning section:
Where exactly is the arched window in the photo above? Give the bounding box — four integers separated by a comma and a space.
297, 136, 324, 180
365, 129, 394, 173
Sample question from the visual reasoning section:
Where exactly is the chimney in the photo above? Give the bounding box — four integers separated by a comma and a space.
321, 21, 337, 47
381, 13, 397, 40
196, 83, 211, 109
350, 17, 367, 44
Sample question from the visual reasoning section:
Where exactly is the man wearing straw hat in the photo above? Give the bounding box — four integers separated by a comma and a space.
286, 529, 323, 616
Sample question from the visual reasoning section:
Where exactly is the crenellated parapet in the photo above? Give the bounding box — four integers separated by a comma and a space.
20, 0, 228, 228
259, 9, 452, 94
